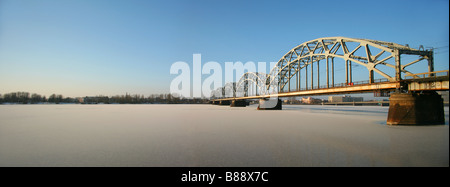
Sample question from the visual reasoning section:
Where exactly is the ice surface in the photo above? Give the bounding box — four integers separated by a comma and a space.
0, 104, 448, 166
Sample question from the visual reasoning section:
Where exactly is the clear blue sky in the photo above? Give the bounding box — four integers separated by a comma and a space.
0, 0, 448, 97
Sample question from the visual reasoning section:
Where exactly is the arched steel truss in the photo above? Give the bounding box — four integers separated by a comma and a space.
211, 72, 274, 98
224, 82, 236, 98
267, 37, 433, 91
211, 87, 224, 99
215, 37, 434, 98
235, 72, 270, 97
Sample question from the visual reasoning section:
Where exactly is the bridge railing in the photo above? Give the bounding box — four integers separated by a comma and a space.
280, 78, 391, 93
404, 70, 449, 79
219, 71, 450, 97
329, 78, 389, 88
373, 78, 390, 83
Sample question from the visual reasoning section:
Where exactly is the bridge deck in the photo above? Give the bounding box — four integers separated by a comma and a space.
213, 81, 399, 101
212, 75, 449, 101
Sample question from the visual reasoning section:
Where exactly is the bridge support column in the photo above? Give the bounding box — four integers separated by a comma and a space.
257, 98, 282, 110
230, 100, 247, 107
219, 100, 231, 106
387, 92, 444, 125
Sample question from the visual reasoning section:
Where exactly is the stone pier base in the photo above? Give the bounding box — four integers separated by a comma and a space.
219, 100, 231, 106
257, 98, 282, 110
387, 92, 444, 125
230, 100, 246, 107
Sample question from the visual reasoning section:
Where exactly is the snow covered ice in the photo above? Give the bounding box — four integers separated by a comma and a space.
0, 104, 448, 166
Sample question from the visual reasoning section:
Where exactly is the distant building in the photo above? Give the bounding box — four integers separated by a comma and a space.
76, 97, 84, 103
301, 97, 322, 104
283, 97, 302, 104
328, 95, 363, 102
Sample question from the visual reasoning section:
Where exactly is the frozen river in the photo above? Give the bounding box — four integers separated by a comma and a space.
0, 104, 448, 167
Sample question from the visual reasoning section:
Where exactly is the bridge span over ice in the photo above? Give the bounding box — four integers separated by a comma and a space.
210, 37, 449, 125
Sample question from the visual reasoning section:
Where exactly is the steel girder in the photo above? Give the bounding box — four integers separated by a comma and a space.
214, 37, 434, 99
235, 72, 272, 97
266, 37, 434, 92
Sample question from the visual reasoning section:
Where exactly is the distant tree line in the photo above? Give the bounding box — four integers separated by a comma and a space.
0, 92, 209, 104
0, 92, 78, 104
83, 93, 209, 104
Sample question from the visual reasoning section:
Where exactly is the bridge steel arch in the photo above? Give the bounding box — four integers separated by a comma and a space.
211, 87, 225, 99
224, 82, 236, 98
265, 37, 434, 92
234, 72, 269, 97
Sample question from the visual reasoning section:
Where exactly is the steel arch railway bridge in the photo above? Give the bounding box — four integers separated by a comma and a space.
210, 37, 449, 125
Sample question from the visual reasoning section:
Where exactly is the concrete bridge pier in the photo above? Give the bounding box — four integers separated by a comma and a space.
257, 98, 282, 110
230, 100, 247, 107
219, 100, 231, 106
387, 91, 444, 125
